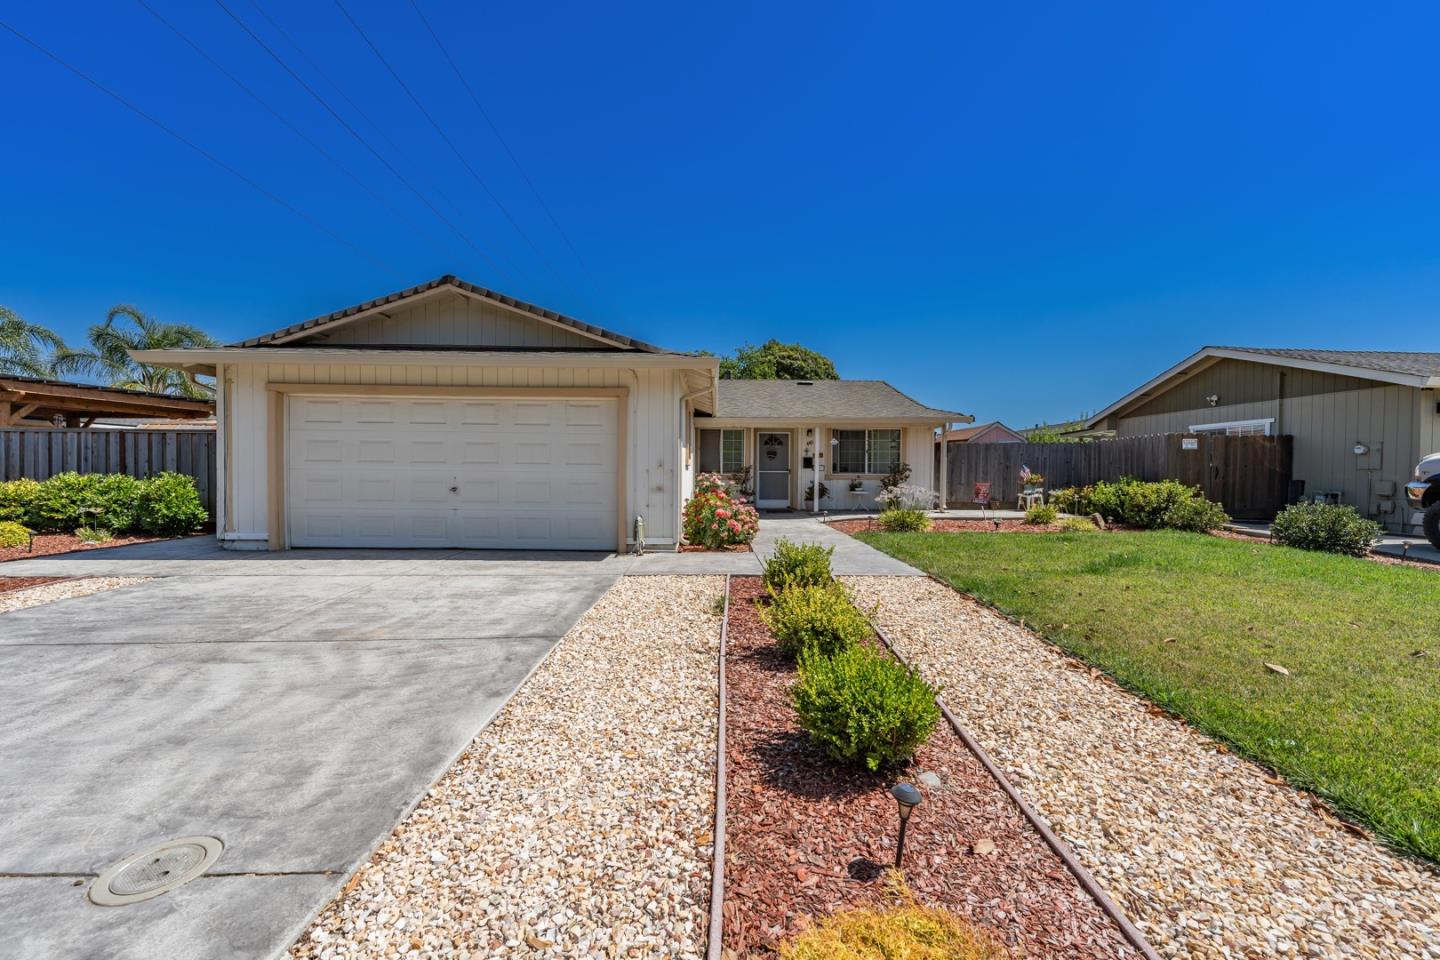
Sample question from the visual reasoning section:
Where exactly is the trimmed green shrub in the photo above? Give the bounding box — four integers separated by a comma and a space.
31, 472, 100, 531
1051, 479, 1228, 532
74, 526, 114, 544
1060, 516, 1098, 532
135, 472, 208, 536
762, 583, 872, 659
0, 478, 41, 525
0, 520, 32, 548
1271, 502, 1383, 557
792, 642, 941, 771
89, 474, 143, 532
877, 508, 932, 532
763, 538, 834, 591
1023, 503, 1059, 525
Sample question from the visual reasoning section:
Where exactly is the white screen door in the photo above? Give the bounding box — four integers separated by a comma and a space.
756, 432, 790, 508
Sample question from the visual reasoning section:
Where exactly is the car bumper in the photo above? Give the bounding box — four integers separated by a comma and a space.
1405, 481, 1431, 507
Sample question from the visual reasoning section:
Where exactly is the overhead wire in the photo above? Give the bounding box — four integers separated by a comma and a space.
332, 0, 590, 309
0, 16, 406, 278
212, 0, 514, 280
134, 0, 462, 266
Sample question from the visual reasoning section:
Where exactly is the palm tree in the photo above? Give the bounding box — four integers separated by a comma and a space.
54, 305, 218, 398
0, 306, 66, 378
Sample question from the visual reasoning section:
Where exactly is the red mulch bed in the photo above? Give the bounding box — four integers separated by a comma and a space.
721, 576, 1135, 957
680, 542, 754, 553
0, 576, 65, 594
828, 518, 1070, 535
0, 533, 169, 564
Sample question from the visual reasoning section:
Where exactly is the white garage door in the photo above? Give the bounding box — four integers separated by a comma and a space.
286, 395, 619, 550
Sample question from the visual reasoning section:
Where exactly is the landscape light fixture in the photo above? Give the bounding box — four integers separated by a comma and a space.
890, 782, 923, 868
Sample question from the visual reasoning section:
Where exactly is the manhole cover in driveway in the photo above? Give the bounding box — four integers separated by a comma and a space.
89, 836, 223, 906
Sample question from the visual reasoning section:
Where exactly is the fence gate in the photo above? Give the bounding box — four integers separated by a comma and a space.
940, 433, 1293, 521
0, 428, 217, 518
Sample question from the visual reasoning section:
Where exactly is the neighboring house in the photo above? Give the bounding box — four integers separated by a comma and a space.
1085, 347, 1440, 532
0, 376, 213, 427
1018, 418, 1115, 441
134, 275, 969, 551
943, 421, 1026, 444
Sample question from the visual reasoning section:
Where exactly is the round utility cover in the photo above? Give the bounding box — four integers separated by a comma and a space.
89, 836, 223, 906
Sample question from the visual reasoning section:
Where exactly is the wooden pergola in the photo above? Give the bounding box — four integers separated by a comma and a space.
0, 377, 214, 427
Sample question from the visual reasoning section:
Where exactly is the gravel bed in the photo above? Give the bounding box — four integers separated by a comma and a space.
846, 575, 1440, 960
0, 576, 148, 613
292, 575, 723, 960
722, 576, 1135, 958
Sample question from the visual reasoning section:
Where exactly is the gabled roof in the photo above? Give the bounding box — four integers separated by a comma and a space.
231, 274, 667, 353
1086, 346, 1440, 427
944, 421, 1025, 442
713, 379, 970, 422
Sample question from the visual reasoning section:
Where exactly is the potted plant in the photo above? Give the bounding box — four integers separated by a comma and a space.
848, 477, 864, 493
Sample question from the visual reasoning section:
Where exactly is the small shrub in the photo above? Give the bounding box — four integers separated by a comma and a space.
89, 474, 143, 532
135, 472, 209, 536
763, 538, 834, 591
1060, 516, 1098, 532
74, 526, 113, 544
877, 508, 931, 532
1271, 502, 1383, 556
1024, 503, 1058, 525
875, 482, 935, 513
792, 642, 941, 771
0, 478, 42, 525
781, 879, 1009, 960
31, 472, 100, 531
684, 484, 759, 548
762, 583, 872, 659
803, 481, 830, 502
0, 520, 32, 549
1052, 479, 1227, 532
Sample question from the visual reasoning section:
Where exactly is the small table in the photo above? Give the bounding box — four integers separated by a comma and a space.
1017, 490, 1045, 511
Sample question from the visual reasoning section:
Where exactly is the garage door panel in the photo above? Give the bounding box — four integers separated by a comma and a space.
288, 395, 617, 549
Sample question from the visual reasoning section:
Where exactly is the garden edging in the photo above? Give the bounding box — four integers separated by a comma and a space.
864, 611, 1163, 960
705, 574, 730, 960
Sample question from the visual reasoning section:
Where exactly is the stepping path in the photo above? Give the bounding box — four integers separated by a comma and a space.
846, 576, 1440, 960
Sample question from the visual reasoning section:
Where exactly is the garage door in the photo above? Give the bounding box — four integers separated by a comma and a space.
286, 395, 619, 550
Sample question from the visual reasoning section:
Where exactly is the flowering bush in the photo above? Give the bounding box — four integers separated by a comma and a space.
684, 477, 759, 548
875, 483, 938, 512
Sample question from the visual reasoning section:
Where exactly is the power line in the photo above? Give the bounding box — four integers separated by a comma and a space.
212, 0, 514, 280
332, 0, 589, 308
134, 0, 461, 265
0, 16, 405, 279
407, 0, 597, 288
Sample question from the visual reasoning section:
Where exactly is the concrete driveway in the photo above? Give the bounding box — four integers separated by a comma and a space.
0, 540, 626, 960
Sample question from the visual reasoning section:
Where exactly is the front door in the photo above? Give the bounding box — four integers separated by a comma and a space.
756, 431, 791, 509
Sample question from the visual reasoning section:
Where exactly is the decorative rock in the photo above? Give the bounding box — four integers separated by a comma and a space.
919, 771, 943, 789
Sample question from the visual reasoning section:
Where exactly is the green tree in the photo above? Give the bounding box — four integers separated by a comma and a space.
0, 306, 66, 378
718, 339, 838, 380
54, 305, 217, 397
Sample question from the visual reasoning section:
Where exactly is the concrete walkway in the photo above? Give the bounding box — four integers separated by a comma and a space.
754, 515, 923, 575
1228, 521, 1440, 565
0, 551, 622, 960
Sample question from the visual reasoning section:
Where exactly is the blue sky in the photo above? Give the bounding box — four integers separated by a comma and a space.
3, 2, 1439, 427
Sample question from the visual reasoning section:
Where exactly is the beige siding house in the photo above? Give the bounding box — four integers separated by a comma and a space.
135, 275, 968, 551
1086, 347, 1440, 532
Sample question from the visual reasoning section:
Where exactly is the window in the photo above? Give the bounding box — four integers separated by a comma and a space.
698, 428, 745, 473
1187, 417, 1273, 437
832, 429, 901, 474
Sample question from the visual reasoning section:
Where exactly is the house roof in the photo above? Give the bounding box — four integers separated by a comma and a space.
713, 379, 970, 422
0, 376, 214, 426
231, 274, 669, 353
1085, 346, 1440, 427
944, 421, 1025, 442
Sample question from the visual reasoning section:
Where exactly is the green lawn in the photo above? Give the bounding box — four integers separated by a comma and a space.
855, 528, 1440, 862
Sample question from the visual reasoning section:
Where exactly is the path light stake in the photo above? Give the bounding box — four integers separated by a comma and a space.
890, 782, 923, 868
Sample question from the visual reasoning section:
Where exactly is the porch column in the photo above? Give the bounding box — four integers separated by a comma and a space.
812, 422, 822, 513
938, 423, 949, 510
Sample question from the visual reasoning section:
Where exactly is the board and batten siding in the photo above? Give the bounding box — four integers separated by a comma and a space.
1115, 358, 1424, 528
305, 291, 601, 349
218, 361, 688, 548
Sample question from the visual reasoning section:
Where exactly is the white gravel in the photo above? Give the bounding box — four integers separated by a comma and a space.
845, 575, 1440, 960
0, 576, 149, 613
292, 575, 724, 960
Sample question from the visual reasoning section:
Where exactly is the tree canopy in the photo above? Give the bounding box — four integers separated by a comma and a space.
717, 339, 838, 380
0, 306, 66, 378
53, 305, 217, 398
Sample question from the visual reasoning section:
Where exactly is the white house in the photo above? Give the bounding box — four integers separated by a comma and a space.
136, 275, 969, 551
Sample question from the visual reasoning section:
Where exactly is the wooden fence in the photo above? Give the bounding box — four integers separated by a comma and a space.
940, 433, 1294, 521
0, 428, 217, 518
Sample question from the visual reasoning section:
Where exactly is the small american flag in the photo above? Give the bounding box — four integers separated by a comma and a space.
1020, 464, 1032, 483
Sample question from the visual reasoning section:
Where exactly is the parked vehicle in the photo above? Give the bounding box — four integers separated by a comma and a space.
1405, 453, 1440, 548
